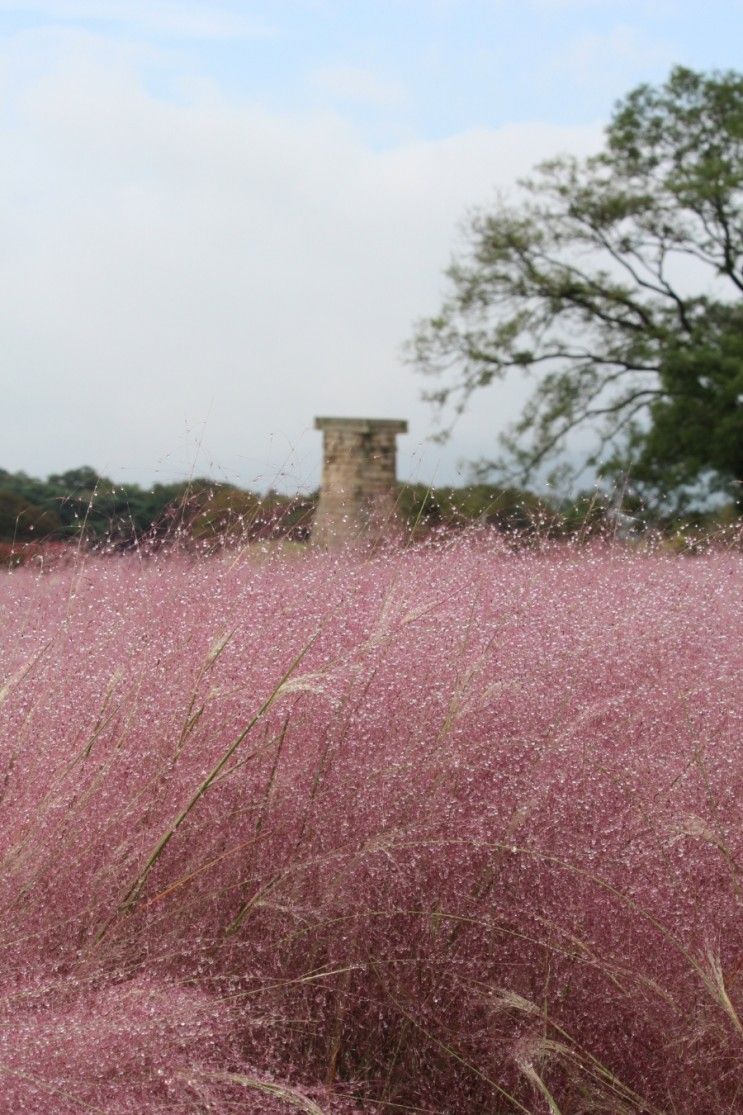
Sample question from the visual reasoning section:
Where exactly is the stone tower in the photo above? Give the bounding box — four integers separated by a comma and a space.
312, 416, 408, 548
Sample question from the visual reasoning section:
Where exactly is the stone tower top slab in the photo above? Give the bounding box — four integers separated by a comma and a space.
314, 416, 408, 435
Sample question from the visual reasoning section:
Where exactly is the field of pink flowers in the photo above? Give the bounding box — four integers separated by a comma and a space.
0, 538, 740, 1113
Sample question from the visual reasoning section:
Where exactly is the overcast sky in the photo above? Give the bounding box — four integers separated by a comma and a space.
2, 1, 741, 491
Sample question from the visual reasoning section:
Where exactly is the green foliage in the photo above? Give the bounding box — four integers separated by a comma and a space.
397, 483, 557, 536
409, 67, 743, 511
0, 468, 318, 548
176, 485, 261, 540
627, 302, 743, 501
0, 489, 63, 540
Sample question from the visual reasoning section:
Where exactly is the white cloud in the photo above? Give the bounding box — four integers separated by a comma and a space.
1, 30, 602, 489
0, 1, 274, 39
310, 64, 406, 108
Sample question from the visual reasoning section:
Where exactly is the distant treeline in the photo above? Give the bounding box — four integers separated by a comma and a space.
0, 466, 315, 547
0, 466, 738, 554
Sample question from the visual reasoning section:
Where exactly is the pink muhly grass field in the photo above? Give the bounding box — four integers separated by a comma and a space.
0, 538, 740, 1113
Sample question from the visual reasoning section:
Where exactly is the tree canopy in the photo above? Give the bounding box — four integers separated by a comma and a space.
409, 66, 743, 510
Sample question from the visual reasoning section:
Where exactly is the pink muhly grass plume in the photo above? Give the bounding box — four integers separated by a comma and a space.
0, 538, 740, 1112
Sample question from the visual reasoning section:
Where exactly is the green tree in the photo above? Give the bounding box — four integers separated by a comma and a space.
0, 490, 62, 540
396, 483, 556, 536
409, 67, 743, 509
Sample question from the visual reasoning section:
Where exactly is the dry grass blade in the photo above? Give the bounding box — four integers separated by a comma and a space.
0, 640, 52, 709
95, 633, 318, 939
174, 627, 236, 758
518, 1059, 563, 1115
494, 990, 666, 1115
700, 948, 743, 1036
368, 960, 533, 1115
190, 1069, 328, 1113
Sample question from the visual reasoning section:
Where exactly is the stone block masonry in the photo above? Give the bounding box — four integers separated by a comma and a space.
312, 417, 408, 548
